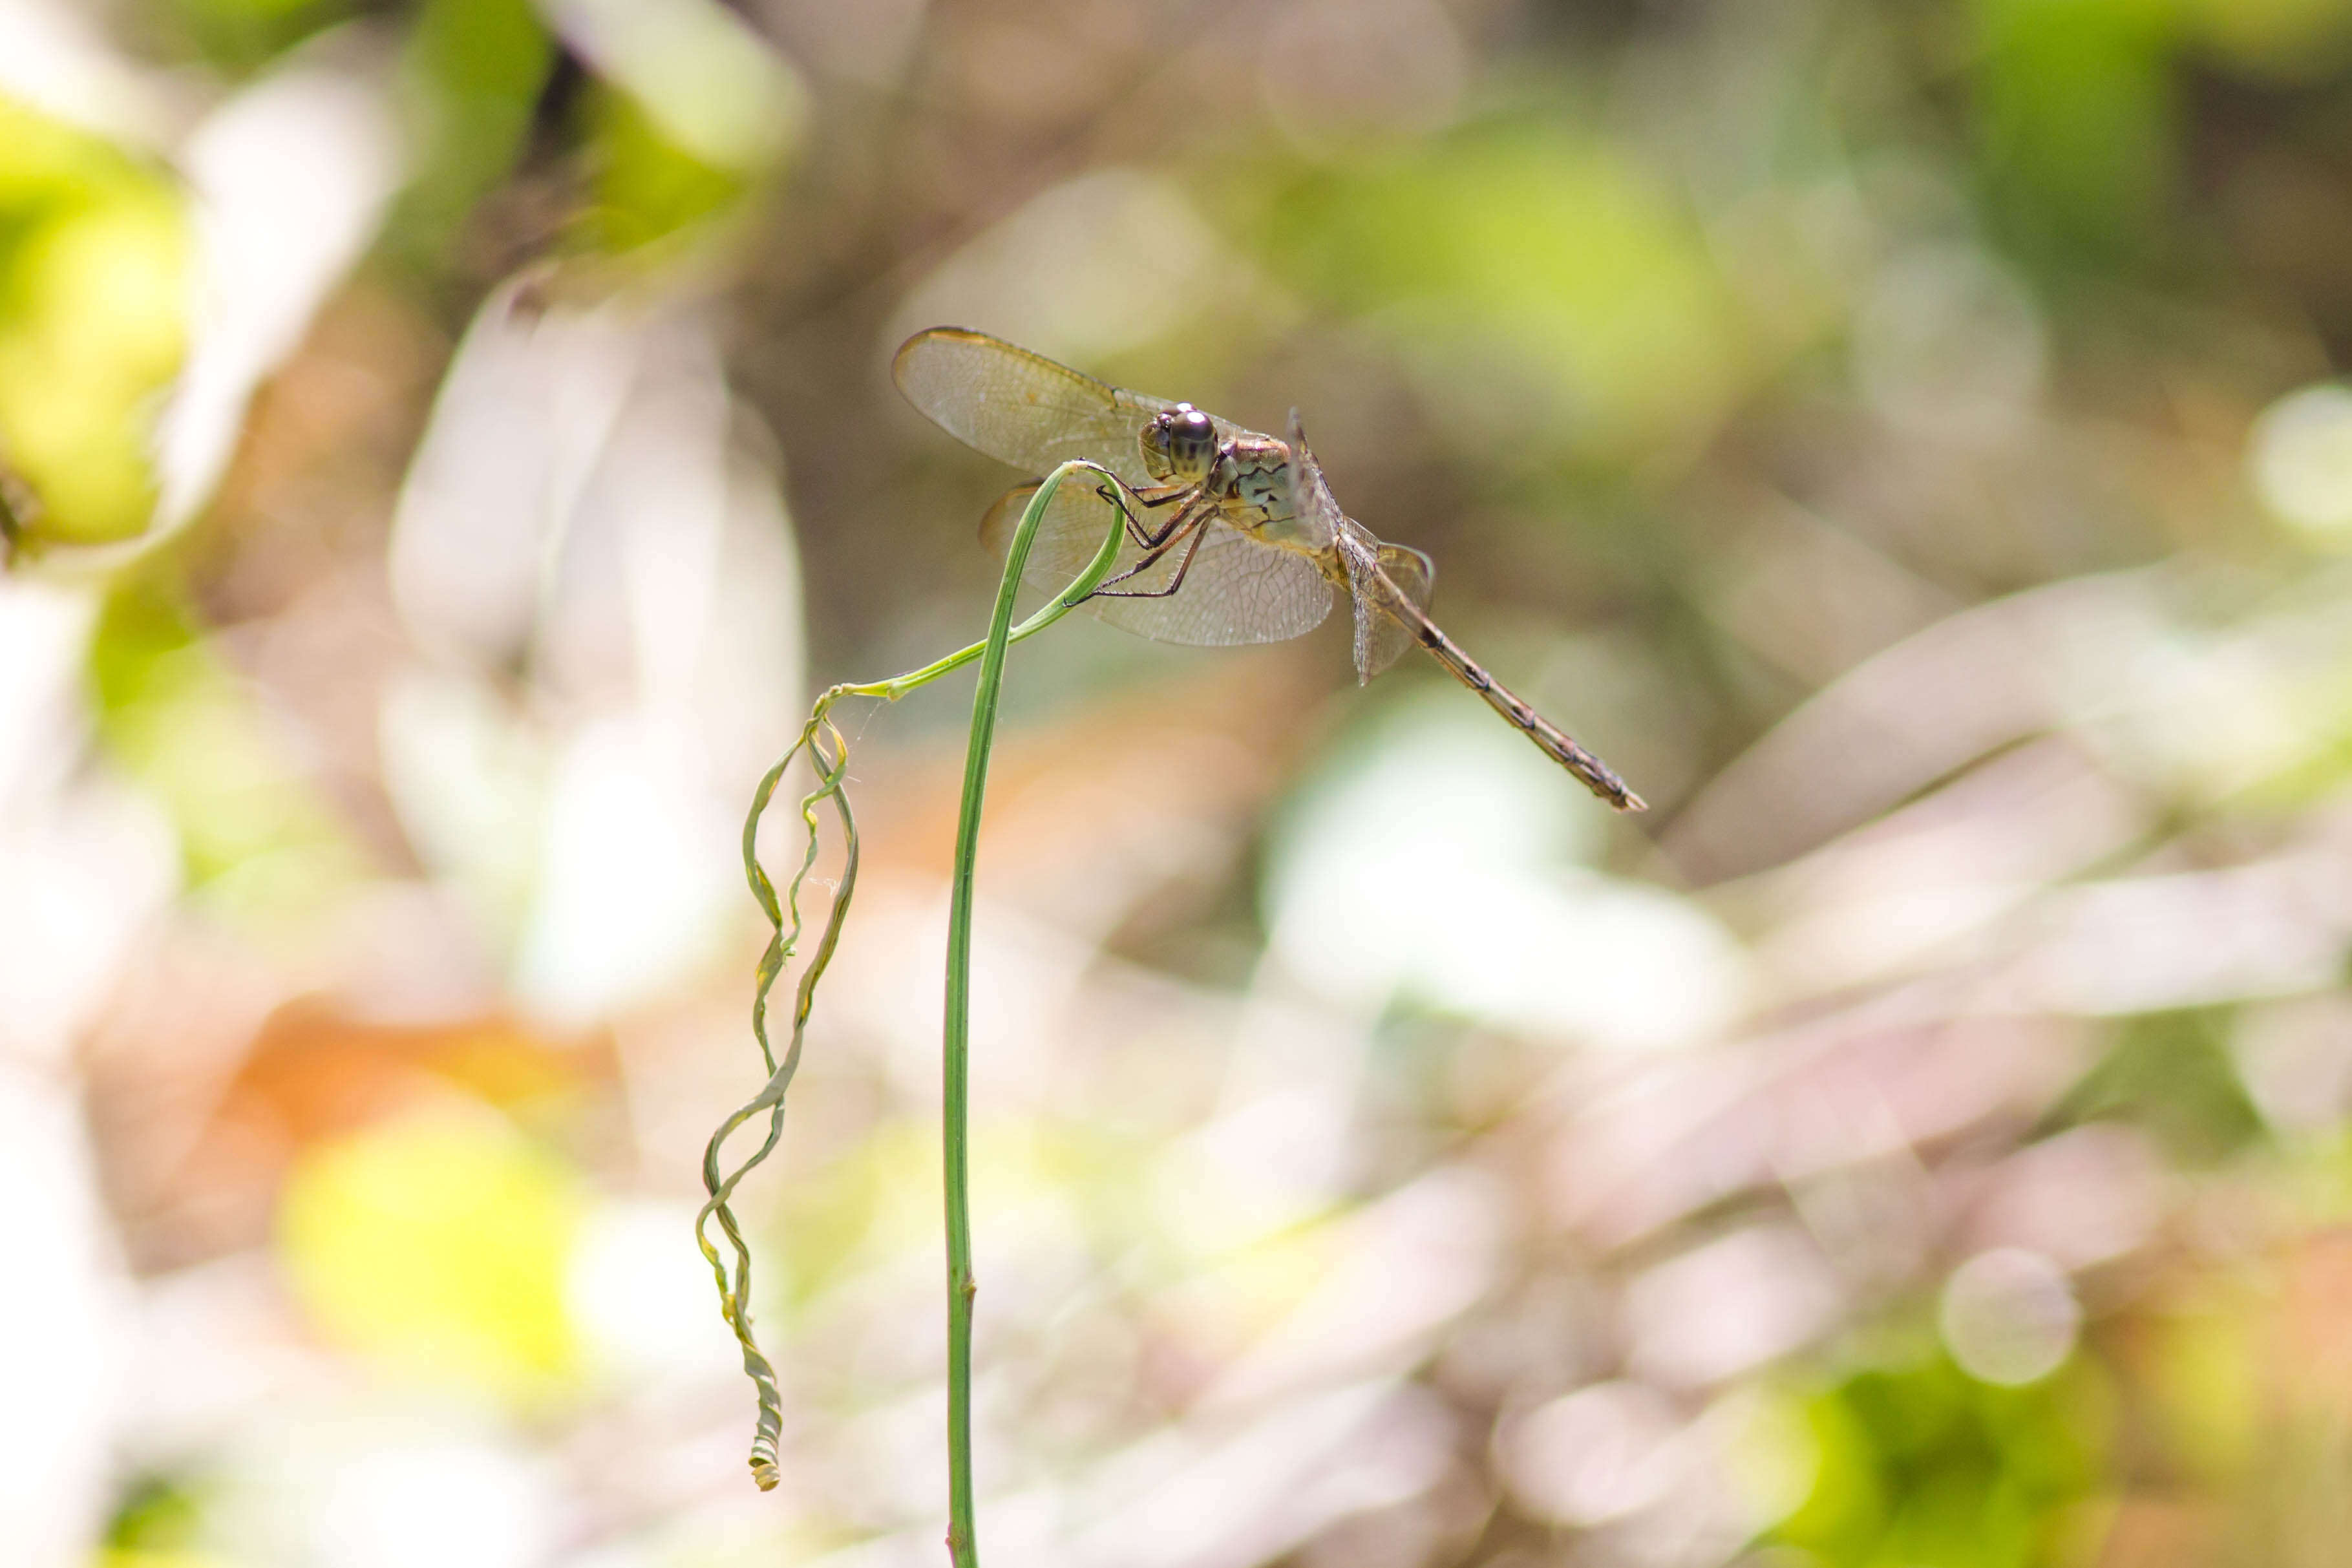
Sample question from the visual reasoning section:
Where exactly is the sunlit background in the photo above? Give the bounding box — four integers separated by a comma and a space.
12, 0, 2352, 1565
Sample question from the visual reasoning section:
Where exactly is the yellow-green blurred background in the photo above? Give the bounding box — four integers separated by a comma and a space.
12, 0, 2352, 1565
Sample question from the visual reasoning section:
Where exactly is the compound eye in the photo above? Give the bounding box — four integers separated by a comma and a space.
1165, 405, 1216, 475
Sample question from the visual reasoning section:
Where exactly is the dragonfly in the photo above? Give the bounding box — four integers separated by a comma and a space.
893, 328, 1644, 812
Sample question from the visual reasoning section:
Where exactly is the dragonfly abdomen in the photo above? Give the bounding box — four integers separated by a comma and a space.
1404, 608, 1646, 812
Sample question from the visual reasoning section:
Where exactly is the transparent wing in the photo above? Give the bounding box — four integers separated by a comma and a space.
1104, 524, 1335, 646
979, 478, 1155, 597
980, 481, 1332, 648
1286, 412, 1434, 681
1280, 410, 1343, 553
895, 328, 1250, 489
1355, 538, 1434, 680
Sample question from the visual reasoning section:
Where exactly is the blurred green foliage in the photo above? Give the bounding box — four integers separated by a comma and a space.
0, 96, 185, 547
2054, 1010, 2267, 1165
100, 1474, 207, 1562
1258, 120, 1746, 460
578, 82, 758, 259
1777, 1353, 2110, 1568
391, 0, 553, 266
277, 1108, 585, 1400
1977, 0, 2179, 264
164, 0, 345, 73
90, 570, 364, 926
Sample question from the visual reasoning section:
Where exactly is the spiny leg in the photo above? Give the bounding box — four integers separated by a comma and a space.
1088, 482, 1157, 551
1090, 514, 1211, 600
1127, 518, 1209, 599
1097, 482, 1207, 551
1086, 513, 1200, 594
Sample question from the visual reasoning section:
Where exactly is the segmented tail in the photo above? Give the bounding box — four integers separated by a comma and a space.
1374, 573, 1645, 812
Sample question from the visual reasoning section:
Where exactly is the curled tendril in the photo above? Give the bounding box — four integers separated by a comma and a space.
695, 460, 1130, 1496
695, 697, 858, 1491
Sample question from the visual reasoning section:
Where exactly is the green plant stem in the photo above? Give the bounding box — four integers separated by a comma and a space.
699, 461, 1127, 1512
941, 461, 1116, 1568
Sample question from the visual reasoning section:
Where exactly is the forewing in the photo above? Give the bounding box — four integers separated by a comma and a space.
980, 482, 1331, 648
896, 328, 1196, 489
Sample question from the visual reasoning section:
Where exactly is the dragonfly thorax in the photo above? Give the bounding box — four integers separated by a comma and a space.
1220, 436, 1309, 542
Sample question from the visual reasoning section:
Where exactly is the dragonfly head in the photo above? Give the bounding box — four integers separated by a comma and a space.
1143, 403, 1218, 483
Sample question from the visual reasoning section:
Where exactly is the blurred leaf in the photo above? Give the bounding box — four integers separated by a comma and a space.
90, 569, 366, 926
1774, 1354, 2109, 1567
2050, 1009, 2268, 1165
1252, 118, 1744, 461
1775, 1382, 1891, 1556
776, 1116, 1163, 1312
773, 1119, 937, 1309
390, 0, 555, 266
0, 94, 188, 547
2182, 0, 2352, 79
277, 1106, 584, 1399
1976, 0, 2179, 264
164, 0, 347, 74
2137, 1280, 2265, 1482
103, 1473, 204, 1551
577, 81, 753, 257
553, 0, 803, 178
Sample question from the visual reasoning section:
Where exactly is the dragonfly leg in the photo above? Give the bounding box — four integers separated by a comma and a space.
1085, 516, 1196, 593
1142, 494, 1211, 549
1088, 514, 1210, 600
1097, 482, 1209, 551
1091, 484, 1158, 550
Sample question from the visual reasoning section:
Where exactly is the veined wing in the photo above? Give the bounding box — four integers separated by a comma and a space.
1280, 410, 1344, 553
980, 481, 1332, 647
895, 328, 1249, 489
1284, 412, 1434, 682
1355, 537, 1434, 680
